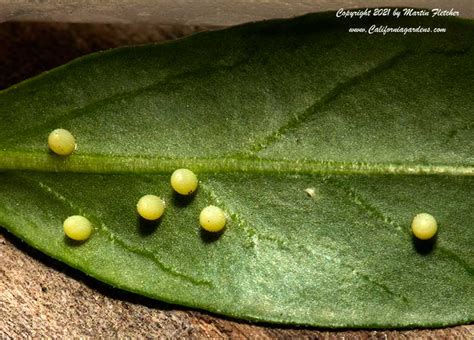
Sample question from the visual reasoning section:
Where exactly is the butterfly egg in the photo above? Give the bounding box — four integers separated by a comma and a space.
137, 194, 165, 220
171, 168, 198, 195
48, 128, 76, 156
63, 215, 92, 241
411, 213, 438, 240
200, 205, 226, 232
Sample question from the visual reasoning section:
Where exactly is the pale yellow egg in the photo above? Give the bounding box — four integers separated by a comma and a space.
63, 215, 92, 241
137, 194, 165, 220
171, 169, 198, 195
412, 213, 438, 240
48, 128, 76, 156
200, 205, 226, 232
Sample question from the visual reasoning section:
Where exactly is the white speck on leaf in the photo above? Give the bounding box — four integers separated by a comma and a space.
304, 187, 316, 198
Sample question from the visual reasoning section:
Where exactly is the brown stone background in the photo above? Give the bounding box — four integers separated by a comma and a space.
0, 22, 473, 338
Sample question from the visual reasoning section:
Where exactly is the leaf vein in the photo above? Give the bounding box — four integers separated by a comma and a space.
200, 180, 406, 299
243, 49, 410, 155
334, 182, 404, 232
18, 175, 212, 287
4, 57, 251, 143
1, 152, 472, 176
333, 181, 474, 275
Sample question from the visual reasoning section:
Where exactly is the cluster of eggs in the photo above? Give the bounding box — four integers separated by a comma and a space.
48, 129, 226, 242
49, 128, 438, 243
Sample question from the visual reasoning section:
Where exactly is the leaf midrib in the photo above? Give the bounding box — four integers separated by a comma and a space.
2, 46, 472, 177
0, 151, 472, 176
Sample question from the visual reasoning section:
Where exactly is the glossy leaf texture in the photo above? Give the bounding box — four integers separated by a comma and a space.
0, 12, 473, 328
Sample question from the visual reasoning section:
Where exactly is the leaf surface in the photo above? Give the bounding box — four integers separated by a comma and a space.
0, 12, 473, 328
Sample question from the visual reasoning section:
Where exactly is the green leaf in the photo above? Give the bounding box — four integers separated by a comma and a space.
0, 12, 473, 328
